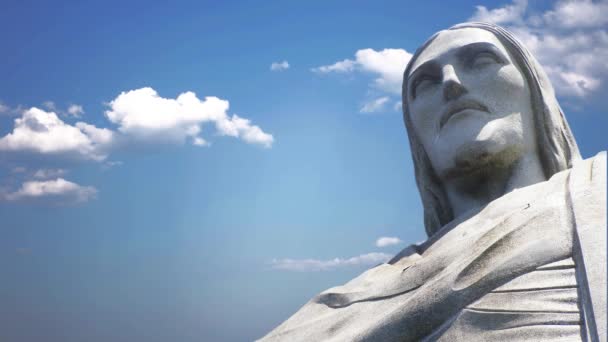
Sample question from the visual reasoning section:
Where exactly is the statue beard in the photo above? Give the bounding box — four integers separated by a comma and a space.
439, 139, 523, 194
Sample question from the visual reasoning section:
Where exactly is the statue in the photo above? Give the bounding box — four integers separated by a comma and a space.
259, 22, 606, 341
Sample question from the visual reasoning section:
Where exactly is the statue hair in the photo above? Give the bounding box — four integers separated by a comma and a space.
401, 22, 582, 237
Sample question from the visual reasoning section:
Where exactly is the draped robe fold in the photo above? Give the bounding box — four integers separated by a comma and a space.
259, 152, 606, 342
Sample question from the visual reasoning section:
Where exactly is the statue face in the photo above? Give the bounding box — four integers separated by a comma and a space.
406, 28, 536, 180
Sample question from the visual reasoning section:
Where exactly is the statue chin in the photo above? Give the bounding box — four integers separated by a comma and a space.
430, 132, 521, 191
441, 138, 522, 181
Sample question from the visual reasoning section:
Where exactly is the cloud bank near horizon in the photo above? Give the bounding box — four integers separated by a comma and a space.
270, 252, 392, 272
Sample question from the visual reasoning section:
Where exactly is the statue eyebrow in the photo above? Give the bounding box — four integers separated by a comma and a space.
455, 42, 505, 61
408, 60, 440, 94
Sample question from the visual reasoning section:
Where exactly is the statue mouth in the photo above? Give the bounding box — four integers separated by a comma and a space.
440, 99, 489, 129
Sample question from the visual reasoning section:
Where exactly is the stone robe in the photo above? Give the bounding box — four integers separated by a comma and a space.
259, 152, 606, 342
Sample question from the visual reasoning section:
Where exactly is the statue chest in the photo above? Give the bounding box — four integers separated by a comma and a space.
434, 256, 582, 341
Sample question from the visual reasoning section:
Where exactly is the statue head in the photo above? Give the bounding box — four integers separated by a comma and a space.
402, 22, 581, 237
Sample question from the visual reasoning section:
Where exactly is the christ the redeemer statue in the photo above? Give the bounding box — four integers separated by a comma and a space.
260, 22, 606, 342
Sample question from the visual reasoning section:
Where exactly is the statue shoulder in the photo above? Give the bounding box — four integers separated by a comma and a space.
570, 150, 606, 190
570, 150, 606, 342
590, 151, 607, 181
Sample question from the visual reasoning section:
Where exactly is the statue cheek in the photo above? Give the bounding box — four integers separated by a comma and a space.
410, 100, 442, 141
413, 117, 440, 159
493, 65, 527, 94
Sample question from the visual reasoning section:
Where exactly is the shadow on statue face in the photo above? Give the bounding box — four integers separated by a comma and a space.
406, 28, 537, 181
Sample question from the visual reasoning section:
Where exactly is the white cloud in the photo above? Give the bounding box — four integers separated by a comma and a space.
105, 87, 273, 148
375, 236, 403, 248
312, 59, 356, 73
0, 107, 113, 161
469, 0, 608, 97
2, 178, 97, 204
192, 136, 208, 146
470, 0, 527, 25
270, 252, 392, 272
215, 114, 274, 147
360, 96, 390, 113
541, 0, 608, 29
270, 60, 290, 71
76, 122, 114, 146
0, 102, 8, 113
67, 104, 84, 117
313, 1, 606, 104
33, 168, 67, 179
313, 49, 412, 94
355, 49, 413, 94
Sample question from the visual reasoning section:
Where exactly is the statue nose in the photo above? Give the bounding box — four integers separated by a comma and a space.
442, 65, 467, 102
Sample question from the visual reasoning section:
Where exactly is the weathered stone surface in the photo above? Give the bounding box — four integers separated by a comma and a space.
259, 22, 606, 341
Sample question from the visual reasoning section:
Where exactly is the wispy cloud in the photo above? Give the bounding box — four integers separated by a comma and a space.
312, 59, 356, 73
360, 96, 389, 113
42, 101, 57, 112
67, 104, 84, 117
1, 178, 97, 204
11, 166, 27, 174
33, 168, 67, 179
270, 60, 290, 71
375, 236, 402, 247
470, 0, 608, 97
270, 252, 392, 272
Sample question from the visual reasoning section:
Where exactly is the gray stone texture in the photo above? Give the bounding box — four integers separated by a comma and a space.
259, 22, 606, 341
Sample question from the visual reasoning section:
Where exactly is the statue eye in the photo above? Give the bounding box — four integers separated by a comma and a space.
411, 75, 437, 98
470, 51, 501, 68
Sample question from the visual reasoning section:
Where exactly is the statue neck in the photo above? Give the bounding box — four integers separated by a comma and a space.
444, 152, 546, 219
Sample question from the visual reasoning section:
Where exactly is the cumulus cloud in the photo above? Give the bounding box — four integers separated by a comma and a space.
355, 49, 413, 94
105, 87, 273, 148
375, 236, 403, 248
540, 0, 608, 29
469, 0, 608, 97
2, 178, 97, 204
0, 107, 114, 161
0, 89, 272, 163
360, 96, 390, 113
67, 104, 84, 117
470, 0, 528, 25
313, 1, 606, 106
313, 49, 412, 94
270, 252, 392, 272
0, 89, 272, 206
270, 60, 290, 71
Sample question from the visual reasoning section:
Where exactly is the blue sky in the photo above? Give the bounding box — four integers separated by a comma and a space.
0, 0, 606, 341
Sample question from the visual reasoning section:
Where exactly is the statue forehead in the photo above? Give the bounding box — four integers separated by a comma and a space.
410, 28, 507, 73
